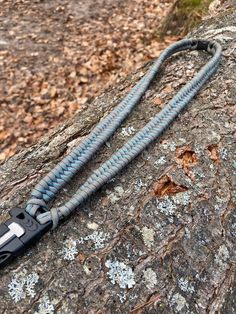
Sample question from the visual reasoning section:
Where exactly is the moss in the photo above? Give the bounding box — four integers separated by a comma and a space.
178, 0, 212, 20
179, 0, 211, 11
158, 0, 214, 38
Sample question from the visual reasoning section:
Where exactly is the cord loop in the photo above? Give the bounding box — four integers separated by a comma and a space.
25, 38, 222, 229
26, 198, 48, 217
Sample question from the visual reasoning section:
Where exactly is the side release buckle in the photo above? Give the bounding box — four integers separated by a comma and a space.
0, 208, 52, 267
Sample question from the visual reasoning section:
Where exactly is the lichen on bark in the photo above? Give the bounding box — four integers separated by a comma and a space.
0, 2, 236, 313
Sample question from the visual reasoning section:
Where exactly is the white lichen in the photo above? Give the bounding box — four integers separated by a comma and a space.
8, 271, 39, 303
130, 293, 138, 301
154, 156, 167, 166
58, 239, 78, 261
195, 272, 207, 282
134, 178, 147, 193
8, 279, 26, 303
219, 147, 228, 160
82, 230, 110, 250
141, 226, 155, 248
143, 268, 157, 289
231, 222, 236, 237
157, 197, 177, 216
105, 259, 135, 289
118, 291, 127, 303
121, 126, 136, 137
34, 294, 54, 314
178, 277, 195, 294
161, 141, 176, 152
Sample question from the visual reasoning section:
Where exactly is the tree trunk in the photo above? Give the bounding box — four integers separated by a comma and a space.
0, 2, 236, 313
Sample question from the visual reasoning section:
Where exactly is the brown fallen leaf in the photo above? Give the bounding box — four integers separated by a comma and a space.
153, 96, 163, 106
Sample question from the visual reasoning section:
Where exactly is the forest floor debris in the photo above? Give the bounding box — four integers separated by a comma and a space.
0, 0, 178, 162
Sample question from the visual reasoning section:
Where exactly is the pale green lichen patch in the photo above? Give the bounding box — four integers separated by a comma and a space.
143, 268, 157, 289
141, 226, 155, 248
107, 186, 125, 204
1, 5, 236, 313
214, 244, 230, 268
170, 292, 188, 312
172, 191, 191, 206
8, 270, 39, 303
83, 264, 92, 275
86, 221, 99, 230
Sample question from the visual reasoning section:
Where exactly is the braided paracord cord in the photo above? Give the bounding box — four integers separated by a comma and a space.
26, 38, 222, 229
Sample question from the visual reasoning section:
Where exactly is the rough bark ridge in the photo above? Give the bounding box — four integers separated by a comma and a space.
0, 3, 236, 313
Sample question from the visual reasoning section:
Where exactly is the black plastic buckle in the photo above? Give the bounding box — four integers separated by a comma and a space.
0, 208, 52, 267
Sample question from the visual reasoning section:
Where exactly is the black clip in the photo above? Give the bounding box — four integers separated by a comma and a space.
195, 40, 209, 51
0, 208, 52, 267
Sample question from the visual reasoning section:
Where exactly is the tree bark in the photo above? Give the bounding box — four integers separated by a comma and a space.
0, 2, 236, 313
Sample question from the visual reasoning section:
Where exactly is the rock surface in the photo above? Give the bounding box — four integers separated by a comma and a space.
0, 2, 236, 313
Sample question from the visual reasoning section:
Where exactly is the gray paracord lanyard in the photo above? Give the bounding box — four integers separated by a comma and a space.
0, 39, 222, 267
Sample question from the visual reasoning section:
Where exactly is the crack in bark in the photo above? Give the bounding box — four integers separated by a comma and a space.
207, 263, 236, 314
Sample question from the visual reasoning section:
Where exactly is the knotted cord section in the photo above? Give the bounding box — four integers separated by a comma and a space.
26, 39, 222, 229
